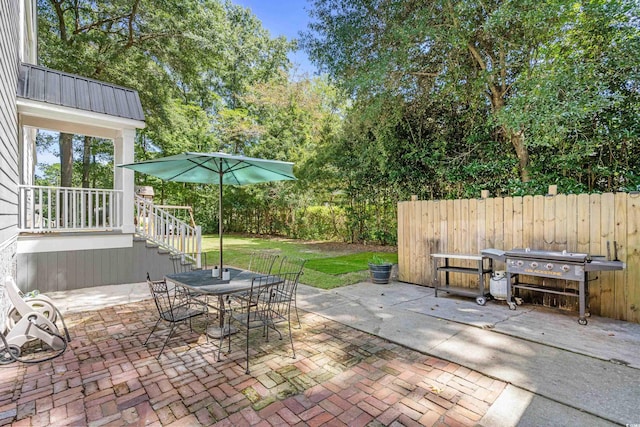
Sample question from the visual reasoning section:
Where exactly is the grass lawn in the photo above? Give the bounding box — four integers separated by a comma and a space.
305, 252, 398, 274
201, 234, 397, 290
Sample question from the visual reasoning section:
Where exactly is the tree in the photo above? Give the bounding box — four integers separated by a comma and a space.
59, 133, 73, 187
222, 73, 349, 237
500, 1, 640, 192
37, 0, 293, 197
302, 0, 640, 191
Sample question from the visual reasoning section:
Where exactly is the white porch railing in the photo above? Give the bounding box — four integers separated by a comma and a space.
134, 195, 202, 268
18, 185, 123, 232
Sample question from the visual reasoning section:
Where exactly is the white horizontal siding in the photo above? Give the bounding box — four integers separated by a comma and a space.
0, 0, 20, 277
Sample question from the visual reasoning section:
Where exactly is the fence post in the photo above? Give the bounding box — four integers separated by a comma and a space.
548, 185, 558, 196
481, 190, 490, 199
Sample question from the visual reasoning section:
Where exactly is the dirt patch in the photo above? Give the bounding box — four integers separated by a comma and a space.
302, 241, 396, 254
238, 234, 397, 255
265, 237, 396, 255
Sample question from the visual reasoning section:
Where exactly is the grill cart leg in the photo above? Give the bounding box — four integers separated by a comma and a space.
506, 272, 516, 310
578, 278, 588, 325
432, 256, 439, 297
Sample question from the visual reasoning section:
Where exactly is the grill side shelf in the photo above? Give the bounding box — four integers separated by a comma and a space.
431, 253, 493, 306
437, 266, 493, 275
584, 259, 625, 272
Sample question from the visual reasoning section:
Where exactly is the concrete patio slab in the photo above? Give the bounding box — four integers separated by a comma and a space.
46, 282, 150, 314
479, 385, 617, 427
297, 281, 640, 426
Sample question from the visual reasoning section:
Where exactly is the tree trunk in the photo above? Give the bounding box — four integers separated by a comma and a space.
58, 132, 74, 227
510, 130, 530, 182
59, 133, 73, 187
490, 88, 531, 182
82, 136, 92, 188
468, 39, 532, 183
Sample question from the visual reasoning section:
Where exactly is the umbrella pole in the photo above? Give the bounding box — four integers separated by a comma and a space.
219, 168, 223, 278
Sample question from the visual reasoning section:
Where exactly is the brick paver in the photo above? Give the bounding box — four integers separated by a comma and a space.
0, 300, 506, 426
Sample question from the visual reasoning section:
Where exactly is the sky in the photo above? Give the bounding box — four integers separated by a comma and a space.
234, 0, 317, 77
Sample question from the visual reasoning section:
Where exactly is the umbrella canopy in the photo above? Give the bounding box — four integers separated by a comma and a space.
119, 152, 296, 276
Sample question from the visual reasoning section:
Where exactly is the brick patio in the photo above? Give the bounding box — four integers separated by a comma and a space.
0, 299, 506, 426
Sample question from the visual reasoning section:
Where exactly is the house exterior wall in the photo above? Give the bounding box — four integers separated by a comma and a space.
16, 238, 175, 292
19, 0, 37, 64
18, 0, 38, 186
0, 0, 21, 278
2, 1, 154, 292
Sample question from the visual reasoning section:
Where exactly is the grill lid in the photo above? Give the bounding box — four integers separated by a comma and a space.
504, 248, 590, 263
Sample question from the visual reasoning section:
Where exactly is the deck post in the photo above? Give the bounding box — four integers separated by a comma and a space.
114, 128, 136, 233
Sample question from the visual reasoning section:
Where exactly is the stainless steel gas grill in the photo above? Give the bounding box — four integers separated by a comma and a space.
481, 247, 625, 325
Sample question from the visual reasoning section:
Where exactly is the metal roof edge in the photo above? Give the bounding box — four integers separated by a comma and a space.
18, 63, 145, 122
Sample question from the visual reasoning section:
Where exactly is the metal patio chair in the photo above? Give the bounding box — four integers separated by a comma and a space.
225, 272, 299, 374
274, 257, 306, 328
172, 253, 215, 311
262, 270, 301, 349
225, 251, 280, 310
247, 251, 279, 275
171, 254, 193, 273
144, 273, 208, 358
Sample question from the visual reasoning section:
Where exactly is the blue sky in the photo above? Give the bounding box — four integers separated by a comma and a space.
234, 0, 317, 76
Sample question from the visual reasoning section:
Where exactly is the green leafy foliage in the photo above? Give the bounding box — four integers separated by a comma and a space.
36, 0, 293, 183
303, 0, 640, 196
33, 0, 640, 248
306, 252, 397, 274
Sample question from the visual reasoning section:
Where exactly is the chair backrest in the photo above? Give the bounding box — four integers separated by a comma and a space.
266, 272, 301, 322
276, 256, 306, 276
248, 252, 279, 275
171, 254, 193, 273
146, 273, 177, 321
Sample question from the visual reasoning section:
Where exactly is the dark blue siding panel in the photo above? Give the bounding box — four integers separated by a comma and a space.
88, 81, 104, 113
75, 79, 91, 111
60, 75, 77, 107
45, 69, 61, 104
17, 63, 145, 121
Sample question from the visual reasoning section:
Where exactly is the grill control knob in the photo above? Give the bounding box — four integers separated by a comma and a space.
545, 263, 554, 270
531, 262, 538, 268
517, 260, 524, 267
562, 264, 570, 272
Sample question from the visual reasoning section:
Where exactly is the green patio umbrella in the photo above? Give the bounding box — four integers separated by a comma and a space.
119, 152, 296, 277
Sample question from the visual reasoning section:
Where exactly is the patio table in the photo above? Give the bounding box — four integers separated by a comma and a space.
165, 268, 281, 338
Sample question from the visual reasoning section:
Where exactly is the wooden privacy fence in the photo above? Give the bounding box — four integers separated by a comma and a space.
397, 191, 640, 323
